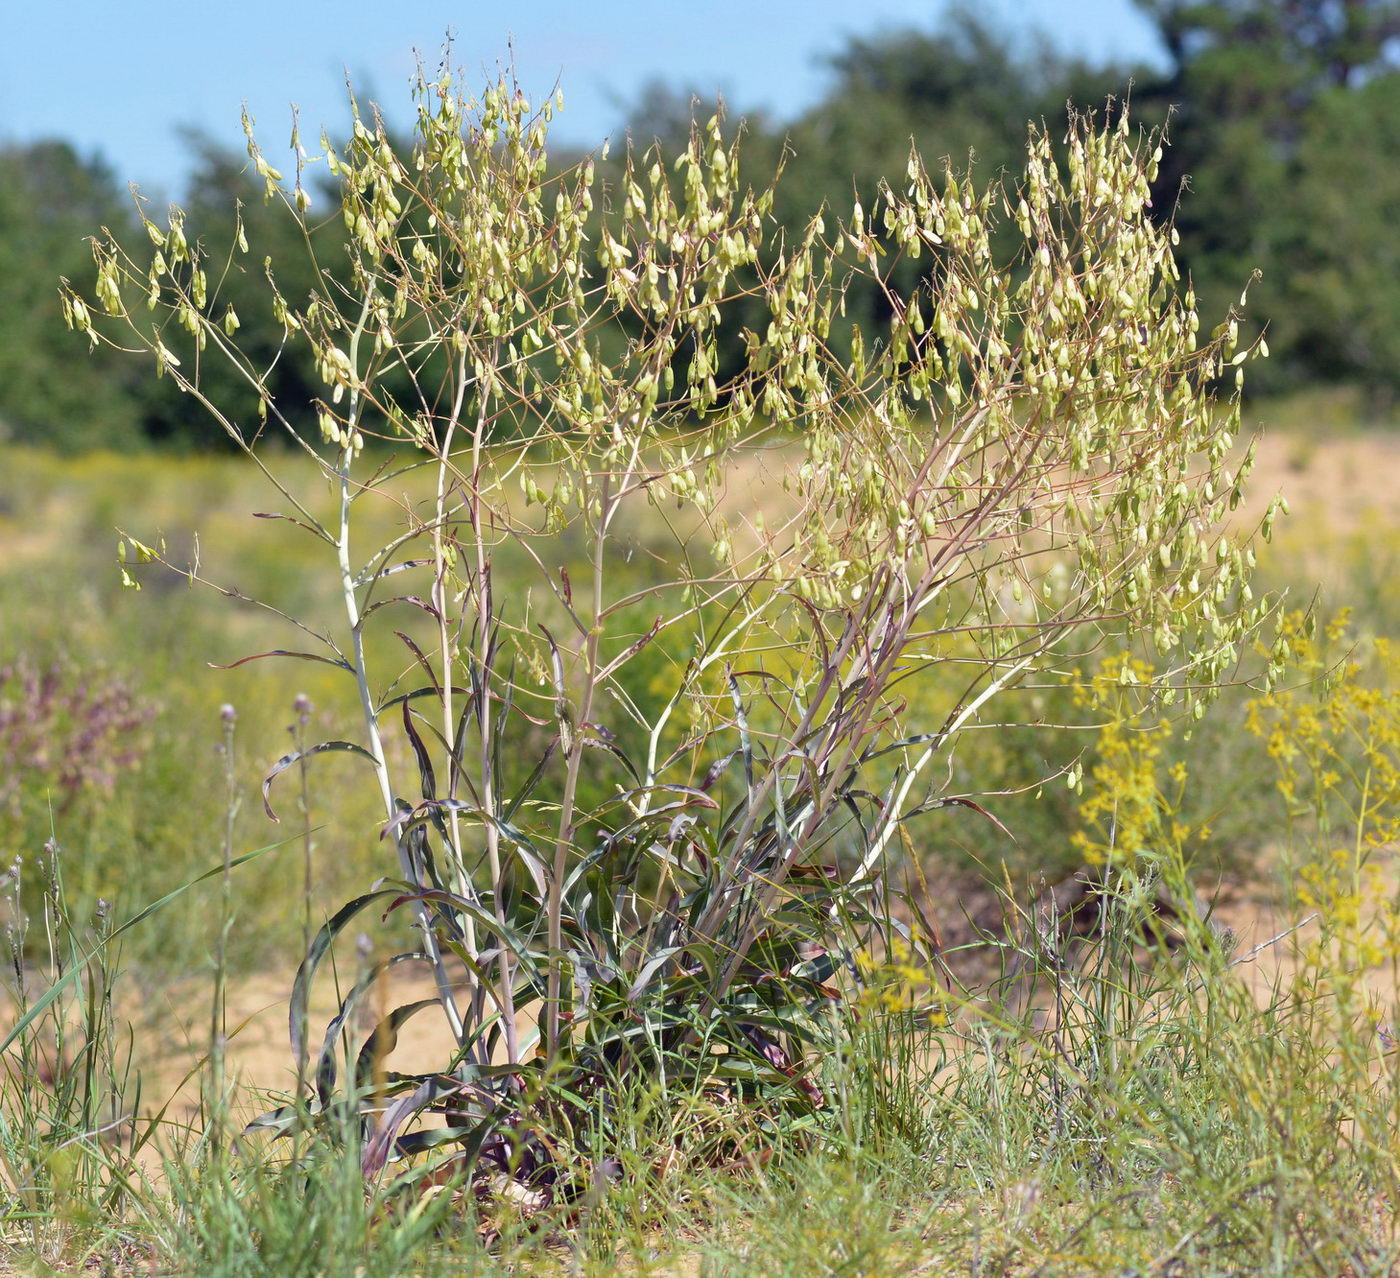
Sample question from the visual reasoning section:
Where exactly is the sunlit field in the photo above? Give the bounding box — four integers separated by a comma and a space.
6, 28, 1400, 1264
5, 404, 1400, 1274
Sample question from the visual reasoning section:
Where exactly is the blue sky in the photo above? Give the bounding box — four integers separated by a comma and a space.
4, 1, 1164, 198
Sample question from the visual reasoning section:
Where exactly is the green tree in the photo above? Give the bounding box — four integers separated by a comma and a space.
0, 141, 147, 450
1283, 73, 1400, 399
1139, 0, 1400, 89
1135, 0, 1400, 393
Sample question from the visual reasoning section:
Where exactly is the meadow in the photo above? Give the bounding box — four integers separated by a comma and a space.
2, 405, 1400, 1274
5, 78, 1400, 1275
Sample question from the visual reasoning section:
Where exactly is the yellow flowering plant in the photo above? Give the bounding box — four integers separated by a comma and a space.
1247, 611, 1400, 978
1070, 654, 1195, 870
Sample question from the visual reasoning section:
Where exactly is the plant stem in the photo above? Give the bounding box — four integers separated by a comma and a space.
545, 468, 611, 1057
337, 298, 465, 1045
210, 706, 238, 1142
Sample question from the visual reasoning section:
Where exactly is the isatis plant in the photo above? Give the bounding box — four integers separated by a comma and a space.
64, 61, 1285, 1205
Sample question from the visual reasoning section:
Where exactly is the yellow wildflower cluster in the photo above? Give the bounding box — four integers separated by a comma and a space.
1070, 654, 1187, 868
855, 935, 945, 1021
1246, 610, 1400, 972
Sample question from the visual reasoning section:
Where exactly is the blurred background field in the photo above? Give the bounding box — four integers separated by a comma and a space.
0, 400, 1393, 983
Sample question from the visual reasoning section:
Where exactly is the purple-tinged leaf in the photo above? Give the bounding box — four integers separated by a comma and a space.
263, 740, 377, 821
210, 650, 353, 673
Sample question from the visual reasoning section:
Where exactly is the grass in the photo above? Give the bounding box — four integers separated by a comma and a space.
3, 418, 1400, 1273
8, 846, 1400, 1275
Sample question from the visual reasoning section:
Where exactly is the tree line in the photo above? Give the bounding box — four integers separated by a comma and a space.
4, 0, 1398, 451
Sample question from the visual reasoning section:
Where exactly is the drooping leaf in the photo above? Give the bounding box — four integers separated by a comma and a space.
315, 950, 427, 1104
291, 886, 409, 1066
209, 649, 354, 673
263, 740, 377, 821
401, 700, 437, 801
356, 997, 441, 1089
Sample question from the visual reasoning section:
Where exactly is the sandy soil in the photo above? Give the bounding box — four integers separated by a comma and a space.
1240, 426, 1400, 531
117, 962, 471, 1131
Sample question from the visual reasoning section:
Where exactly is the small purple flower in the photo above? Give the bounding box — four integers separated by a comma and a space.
0, 658, 152, 814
